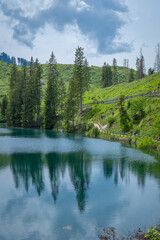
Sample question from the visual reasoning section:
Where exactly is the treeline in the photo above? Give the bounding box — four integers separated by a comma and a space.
101, 58, 135, 88
2, 47, 90, 130
0, 52, 30, 66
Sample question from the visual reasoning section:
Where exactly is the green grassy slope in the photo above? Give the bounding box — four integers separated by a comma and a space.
0, 60, 135, 97
82, 72, 160, 142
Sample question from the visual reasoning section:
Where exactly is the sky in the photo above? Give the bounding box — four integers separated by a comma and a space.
0, 0, 160, 70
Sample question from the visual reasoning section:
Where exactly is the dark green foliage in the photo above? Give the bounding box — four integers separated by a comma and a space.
6, 58, 42, 128
6, 60, 20, 126
102, 63, 112, 88
21, 58, 42, 128
129, 100, 145, 123
148, 67, 155, 75
112, 58, 118, 84
83, 58, 91, 91
107, 115, 116, 127
64, 76, 79, 132
128, 68, 135, 82
33, 59, 42, 126
136, 49, 145, 79
44, 52, 59, 129
1, 95, 7, 118
58, 76, 66, 111
87, 126, 100, 138
73, 46, 85, 113
118, 95, 132, 132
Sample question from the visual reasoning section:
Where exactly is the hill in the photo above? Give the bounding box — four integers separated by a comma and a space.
0, 60, 135, 97
81, 72, 160, 149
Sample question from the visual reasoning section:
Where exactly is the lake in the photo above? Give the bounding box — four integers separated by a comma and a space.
0, 126, 160, 240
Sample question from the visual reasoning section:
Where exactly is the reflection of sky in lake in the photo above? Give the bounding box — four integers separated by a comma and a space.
0, 127, 160, 240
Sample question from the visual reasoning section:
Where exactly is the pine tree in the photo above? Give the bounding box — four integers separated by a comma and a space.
148, 68, 154, 76
7, 59, 17, 126
154, 43, 160, 72
112, 58, 118, 84
33, 59, 42, 127
119, 95, 132, 133
136, 49, 145, 79
128, 68, 135, 82
58, 76, 66, 112
73, 47, 85, 114
64, 75, 79, 132
123, 59, 129, 81
1, 95, 7, 119
136, 57, 140, 79
21, 60, 30, 128
101, 63, 112, 88
83, 58, 90, 91
44, 52, 59, 129
102, 62, 107, 88
22, 58, 35, 128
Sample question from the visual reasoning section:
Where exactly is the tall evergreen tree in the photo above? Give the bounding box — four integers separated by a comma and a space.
101, 63, 112, 88
1, 95, 8, 120
44, 52, 59, 129
136, 49, 145, 79
22, 58, 35, 128
83, 58, 90, 91
58, 76, 66, 111
112, 58, 118, 84
102, 62, 107, 88
128, 68, 135, 82
64, 75, 79, 132
7, 59, 17, 126
33, 59, 42, 126
73, 46, 85, 114
154, 43, 160, 72
21, 60, 30, 128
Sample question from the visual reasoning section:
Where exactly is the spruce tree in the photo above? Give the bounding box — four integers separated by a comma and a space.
1, 95, 7, 120
83, 58, 90, 91
64, 76, 79, 132
33, 59, 42, 127
21, 58, 35, 128
73, 47, 85, 114
102, 62, 107, 88
7, 59, 17, 126
112, 58, 118, 84
102, 63, 112, 88
128, 68, 135, 82
136, 49, 145, 79
44, 52, 59, 129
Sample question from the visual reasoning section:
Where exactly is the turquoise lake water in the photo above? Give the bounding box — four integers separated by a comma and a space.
0, 126, 160, 240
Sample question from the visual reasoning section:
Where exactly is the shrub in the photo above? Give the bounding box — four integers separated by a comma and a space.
137, 137, 158, 150
157, 145, 160, 152
129, 99, 145, 123
107, 115, 116, 127
144, 226, 160, 239
92, 127, 100, 137
86, 127, 100, 138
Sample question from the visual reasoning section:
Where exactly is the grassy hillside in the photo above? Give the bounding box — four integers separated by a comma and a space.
81, 72, 160, 146
0, 60, 135, 97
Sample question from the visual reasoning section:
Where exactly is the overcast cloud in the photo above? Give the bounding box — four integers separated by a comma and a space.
0, 0, 131, 54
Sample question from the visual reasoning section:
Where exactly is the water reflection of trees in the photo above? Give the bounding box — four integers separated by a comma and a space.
103, 156, 160, 188
10, 153, 44, 195
8, 149, 160, 213
68, 152, 91, 212
10, 151, 91, 212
